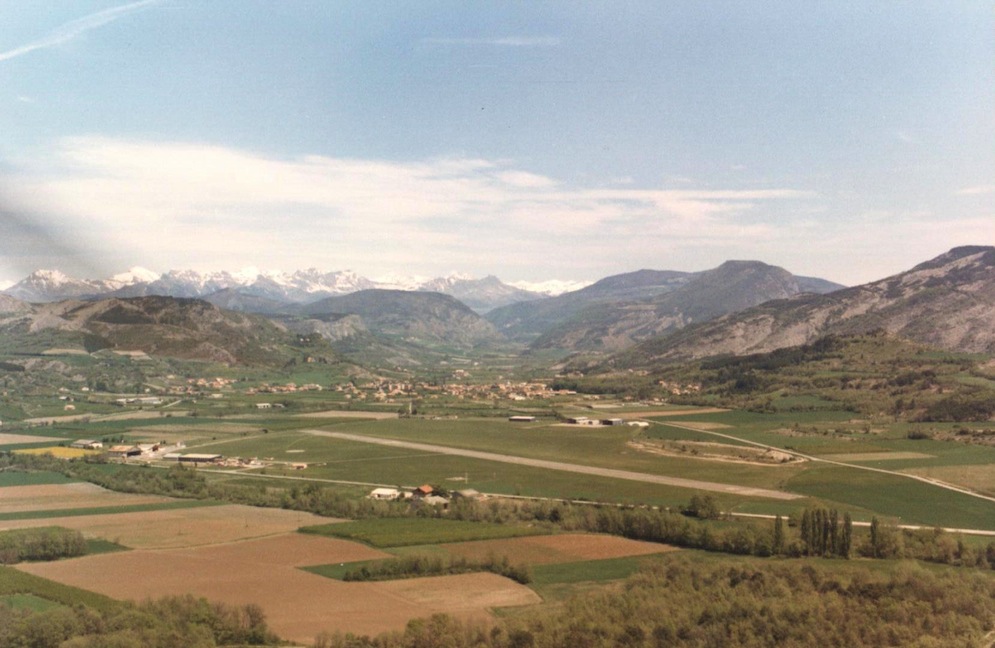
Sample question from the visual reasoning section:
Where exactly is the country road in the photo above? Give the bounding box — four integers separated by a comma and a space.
305, 430, 803, 500
656, 420, 995, 507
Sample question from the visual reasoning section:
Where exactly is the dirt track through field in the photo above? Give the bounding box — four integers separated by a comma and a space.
306, 430, 801, 500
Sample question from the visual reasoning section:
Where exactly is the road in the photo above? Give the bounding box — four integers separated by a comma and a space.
305, 429, 803, 500
657, 420, 995, 506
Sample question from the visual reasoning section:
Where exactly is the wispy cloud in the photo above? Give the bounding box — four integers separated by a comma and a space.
421, 36, 561, 48
956, 185, 995, 196
0, 0, 163, 64
4, 137, 817, 277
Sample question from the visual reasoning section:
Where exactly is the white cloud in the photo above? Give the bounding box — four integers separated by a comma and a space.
0, 0, 163, 64
956, 185, 995, 196
6, 136, 818, 277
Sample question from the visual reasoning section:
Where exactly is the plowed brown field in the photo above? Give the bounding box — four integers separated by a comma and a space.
0, 504, 334, 548
18, 534, 540, 643
0, 482, 173, 514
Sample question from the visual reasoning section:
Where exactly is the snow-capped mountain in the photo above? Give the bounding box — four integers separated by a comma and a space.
2, 267, 551, 312
509, 279, 593, 297
3, 269, 118, 303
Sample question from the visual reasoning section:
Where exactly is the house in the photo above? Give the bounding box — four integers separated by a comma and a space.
369, 487, 402, 500
413, 484, 434, 498
70, 439, 102, 450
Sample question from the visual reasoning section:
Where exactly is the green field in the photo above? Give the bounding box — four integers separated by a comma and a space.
0, 471, 77, 487
0, 499, 221, 522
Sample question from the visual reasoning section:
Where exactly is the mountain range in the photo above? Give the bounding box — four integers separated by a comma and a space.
2, 247, 991, 371
486, 262, 844, 349
613, 245, 995, 368
1, 268, 561, 313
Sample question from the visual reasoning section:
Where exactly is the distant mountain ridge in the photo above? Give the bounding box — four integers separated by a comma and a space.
486, 263, 845, 347
3, 267, 551, 313
614, 246, 995, 366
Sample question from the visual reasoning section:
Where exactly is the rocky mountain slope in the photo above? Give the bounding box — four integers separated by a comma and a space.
533, 261, 843, 352
485, 269, 695, 342
617, 246, 995, 366
488, 264, 844, 348
0, 296, 336, 365
299, 289, 503, 349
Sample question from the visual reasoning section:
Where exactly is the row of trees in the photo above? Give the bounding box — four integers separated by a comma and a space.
342, 553, 531, 585
0, 594, 278, 648
6, 453, 995, 570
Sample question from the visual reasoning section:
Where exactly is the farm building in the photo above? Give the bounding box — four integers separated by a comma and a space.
70, 439, 103, 450
413, 484, 434, 498
508, 415, 536, 422
369, 487, 402, 500
453, 488, 481, 500
601, 418, 625, 426
626, 421, 650, 428
106, 445, 141, 458
566, 416, 592, 425
177, 453, 223, 464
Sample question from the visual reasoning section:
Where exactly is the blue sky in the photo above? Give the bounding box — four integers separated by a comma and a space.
1, 1, 992, 287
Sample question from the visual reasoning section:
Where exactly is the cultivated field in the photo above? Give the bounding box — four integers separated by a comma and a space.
17, 532, 540, 642
0, 504, 332, 549
438, 533, 678, 565
0, 433, 67, 445
0, 482, 174, 515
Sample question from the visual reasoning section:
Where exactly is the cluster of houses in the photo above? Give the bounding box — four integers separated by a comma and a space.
332, 377, 575, 404
368, 484, 481, 508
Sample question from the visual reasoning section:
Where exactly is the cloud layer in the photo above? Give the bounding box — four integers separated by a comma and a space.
4, 137, 822, 277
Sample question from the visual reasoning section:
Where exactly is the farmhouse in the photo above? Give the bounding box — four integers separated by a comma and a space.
369, 487, 402, 500
70, 439, 103, 450
413, 484, 434, 498
508, 415, 536, 422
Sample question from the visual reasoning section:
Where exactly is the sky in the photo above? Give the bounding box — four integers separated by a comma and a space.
1, 1, 992, 288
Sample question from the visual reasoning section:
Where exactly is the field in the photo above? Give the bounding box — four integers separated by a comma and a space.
3, 470, 694, 644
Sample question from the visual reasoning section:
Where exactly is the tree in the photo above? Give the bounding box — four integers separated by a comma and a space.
772, 515, 785, 555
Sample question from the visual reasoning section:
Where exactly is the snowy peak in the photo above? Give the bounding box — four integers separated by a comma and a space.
4, 269, 113, 302
509, 279, 593, 296
3, 266, 557, 311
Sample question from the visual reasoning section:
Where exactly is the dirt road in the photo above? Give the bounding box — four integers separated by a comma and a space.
305, 430, 802, 500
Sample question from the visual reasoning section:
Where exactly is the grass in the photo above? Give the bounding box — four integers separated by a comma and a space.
0, 499, 221, 522
530, 555, 652, 586
0, 593, 65, 612
784, 465, 995, 529
0, 566, 120, 612
85, 538, 130, 555
299, 517, 550, 547
0, 471, 77, 487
